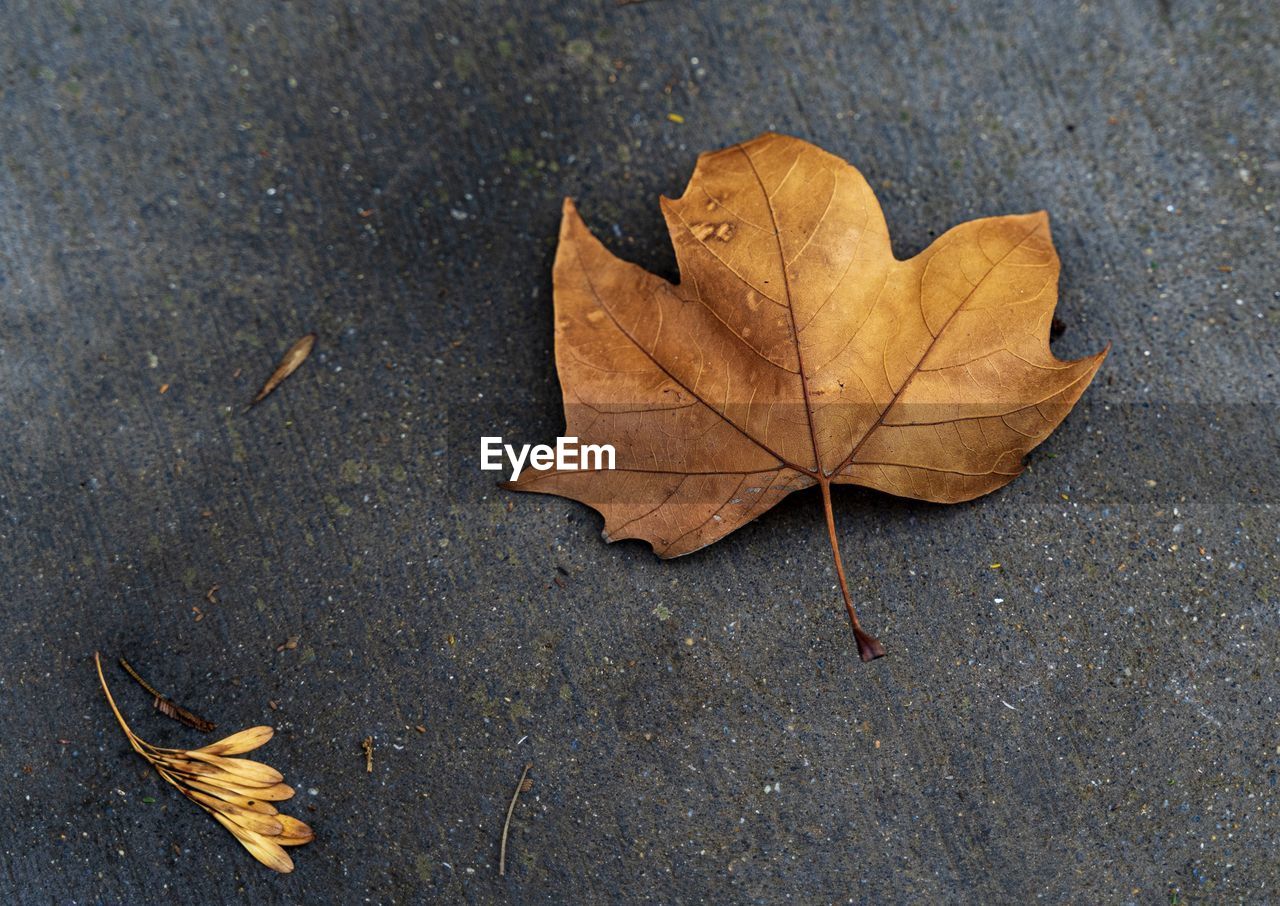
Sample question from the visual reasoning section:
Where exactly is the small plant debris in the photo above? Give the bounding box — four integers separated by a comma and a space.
499, 763, 533, 877
249, 332, 316, 408
118, 657, 216, 733
95, 653, 313, 873
362, 736, 374, 773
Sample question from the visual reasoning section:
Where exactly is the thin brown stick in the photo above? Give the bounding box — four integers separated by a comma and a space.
499, 763, 532, 876
819, 480, 885, 662
362, 736, 374, 773
118, 657, 217, 732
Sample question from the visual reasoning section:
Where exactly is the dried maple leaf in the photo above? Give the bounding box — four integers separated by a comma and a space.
507, 133, 1107, 660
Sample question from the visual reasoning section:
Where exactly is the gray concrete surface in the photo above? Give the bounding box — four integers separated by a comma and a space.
0, 1, 1277, 902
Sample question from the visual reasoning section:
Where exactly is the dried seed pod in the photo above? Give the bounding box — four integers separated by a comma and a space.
94, 653, 313, 873
193, 726, 273, 757
250, 332, 316, 407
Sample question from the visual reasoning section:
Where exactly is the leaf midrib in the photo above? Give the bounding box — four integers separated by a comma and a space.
737, 143, 826, 478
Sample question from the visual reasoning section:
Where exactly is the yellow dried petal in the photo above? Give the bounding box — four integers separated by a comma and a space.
273, 814, 315, 846
178, 751, 284, 784
157, 757, 276, 788
194, 726, 274, 756
210, 811, 294, 873
187, 790, 284, 836
182, 779, 279, 815
175, 770, 296, 801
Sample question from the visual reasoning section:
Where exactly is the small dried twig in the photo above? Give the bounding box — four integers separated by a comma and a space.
94, 653, 313, 872
248, 332, 316, 409
118, 657, 217, 733
362, 736, 374, 773
499, 763, 533, 877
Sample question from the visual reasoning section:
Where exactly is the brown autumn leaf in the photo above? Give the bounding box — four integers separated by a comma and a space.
505, 133, 1108, 661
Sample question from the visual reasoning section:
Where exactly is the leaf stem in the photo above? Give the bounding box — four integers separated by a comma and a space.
94, 652, 149, 758
499, 763, 533, 877
818, 480, 885, 662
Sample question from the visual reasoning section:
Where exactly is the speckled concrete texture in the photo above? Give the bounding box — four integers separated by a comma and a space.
0, 1, 1276, 903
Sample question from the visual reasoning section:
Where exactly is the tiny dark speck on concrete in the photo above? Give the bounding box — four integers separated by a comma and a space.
0, 1, 1277, 903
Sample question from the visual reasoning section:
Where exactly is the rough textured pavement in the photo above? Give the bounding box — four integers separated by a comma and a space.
1, 1, 1277, 903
